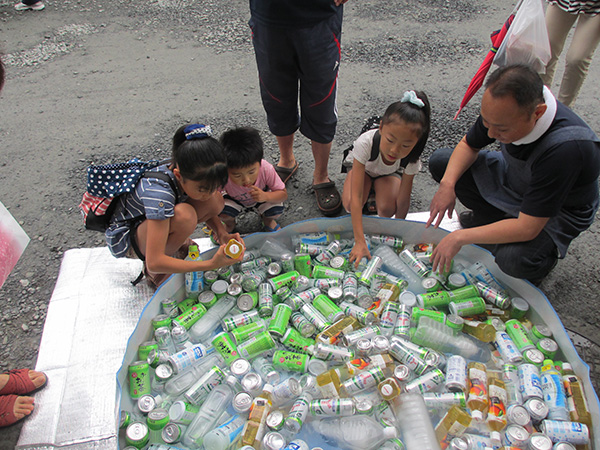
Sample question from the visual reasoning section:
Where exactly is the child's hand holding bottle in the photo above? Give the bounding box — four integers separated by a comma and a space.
210, 236, 245, 268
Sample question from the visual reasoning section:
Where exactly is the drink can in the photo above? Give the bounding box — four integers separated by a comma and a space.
315, 240, 342, 264
283, 440, 310, 450
326, 286, 343, 303
226, 282, 243, 297
147, 349, 170, 368
308, 357, 328, 376
524, 397, 549, 423
300, 243, 326, 256
292, 275, 310, 293
505, 319, 536, 352
422, 392, 466, 410
536, 338, 558, 359
275, 285, 293, 303
389, 337, 429, 376
258, 282, 275, 318
531, 324, 553, 342
356, 338, 373, 357
267, 262, 282, 278
161, 422, 184, 444
358, 256, 383, 286
291, 312, 317, 337
340, 301, 376, 325
280, 252, 295, 273
372, 335, 391, 354
449, 438, 468, 450
370, 234, 404, 248
342, 367, 387, 395
147, 407, 170, 431
445, 314, 465, 332
237, 330, 276, 360
161, 297, 180, 318
230, 358, 251, 378
173, 303, 208, 330
151, 314, 172, 330
510, 297, 530, 319
237, 292, 259, 311
379, 301, 400, 335
266, 410, 285, 431
296, 287, 321, 303
300, 303, 331, 331
241, 256, 272, 271
128, 361, 151, 399
223, 310, 260, 331
416, 291, 450, 309
183, 365, 225, 404
399, 249, 430, 278
263, 431, 286, 450
393, 364, 413, 383
281, 327, 315, 354
231, 320, 267, 344
552, 444, 576, 450
312, 265, 345, 280
343, 325, 381, 347
230, 272, 244, 285
211, 331, 239, 365
476, 281, 511, 309
495, 331, 524, 364
342, 272, 358, 301
310, 398, 356, 416
272, 350, 309, 373
177, 297, 197, 312
394, 304, 411, 338
504, 424, 530, 447
540, 420, 590, 445
330, 255, 348, 270
398, 290, 417, 307
125, 422, 149, 448
294, 254, 313, 277
138, 341, 158, 362
412, 307, 446, 324
268, 303, 293, 338
313, 341, 354, 361
447, 273, 467, 290
519, 363, 543, 401
506, 403, 532, 427
204, 270, 218, 287
286, 293, 306, 311
448, 297, 486, 317
528, 433, 554, 450
137, 394, 158, 414
523, 348, 546, 367
242, 270, 266, 292
233, 391, 253, 414
199, 289, 219, 308
269, 271, 300, 290
241, 372, 264, 396
421, 276, 441, 292
445, 355, 468, 393
404, 369, 445, 394
216, 264, 232, 281
313, 294, 344, 323
272, 377, 302, 403
287, 394, 312, 430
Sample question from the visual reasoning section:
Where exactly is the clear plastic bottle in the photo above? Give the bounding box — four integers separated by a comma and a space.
163, 353, 223, 397
379, 438, 406, 450
466, 361, 489, 422
201, 414, 245, 450
188, 295, 236, 343
561, 362, 592, 425
540, 359, 570, 421
310, 414, 397, 450
181, 383, 234, 448
184, 244, 203, 299
412, 317, 491, 362
373, 245, 420, 287
391, 393, 441, 450
251, 356, 281, 386
486, 372, 508, 442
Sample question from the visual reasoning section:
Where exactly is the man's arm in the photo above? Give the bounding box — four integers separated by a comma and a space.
426, 135, 480, 228
430, 213, 550, 273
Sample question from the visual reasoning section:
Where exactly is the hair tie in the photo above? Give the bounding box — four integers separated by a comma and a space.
401, 91, 425, 108
184, 124, 212, 140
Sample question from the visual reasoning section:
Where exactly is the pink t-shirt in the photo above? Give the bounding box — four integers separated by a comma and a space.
223, 159, 285, 207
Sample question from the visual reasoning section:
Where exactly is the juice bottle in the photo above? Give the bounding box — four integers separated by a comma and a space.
561, 362, 592, 426
434, 405, 472, 449
240, 384, 273, 447
462, 319, 496, 343
466, 361, 489, 422
486, 371, 508, 445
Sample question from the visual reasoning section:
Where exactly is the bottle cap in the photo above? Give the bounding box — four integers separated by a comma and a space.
383, 426, 398, 439
490, 431, 502, 446
471, 409, 483, 421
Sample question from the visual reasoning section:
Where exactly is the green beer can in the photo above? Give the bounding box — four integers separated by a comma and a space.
294, 253, 313, 277
231, 320, 267, 344
237, 330, 277, 360
151, 314, 172, 330
313, 294, 344, 323
312, 265, 345, 280
272, 350, 310, 373
173, 303, 207, 330
128, 361, 151, 399
268, 303, 293, 338
212, 331, 240, 364
138, 340, 158, 362
281, 327, 315, 354
269, 271, 300, 290
448, 296, 486, 317
177, 297, 197, 312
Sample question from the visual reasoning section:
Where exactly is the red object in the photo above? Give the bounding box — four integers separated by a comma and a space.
454, 13, 516, 120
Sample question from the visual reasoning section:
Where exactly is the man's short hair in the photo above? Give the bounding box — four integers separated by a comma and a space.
485, 64, 545, 115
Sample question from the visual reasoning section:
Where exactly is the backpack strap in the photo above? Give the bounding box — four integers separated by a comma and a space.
368, 131, 381, 162
142, 171, 179, 198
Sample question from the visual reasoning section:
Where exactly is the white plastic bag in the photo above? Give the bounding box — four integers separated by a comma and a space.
493, 0, 551, 73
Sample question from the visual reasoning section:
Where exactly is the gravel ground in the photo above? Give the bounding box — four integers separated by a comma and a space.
0, 0, 599, 446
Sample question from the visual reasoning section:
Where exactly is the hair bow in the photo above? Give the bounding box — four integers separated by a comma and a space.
401, 91, 425, 108
184, 124, 213, 140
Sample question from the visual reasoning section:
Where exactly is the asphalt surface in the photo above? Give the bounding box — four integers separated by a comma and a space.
0, 0, 599, 447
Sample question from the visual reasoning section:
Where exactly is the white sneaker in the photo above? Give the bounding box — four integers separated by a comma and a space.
14, 1, 45, 10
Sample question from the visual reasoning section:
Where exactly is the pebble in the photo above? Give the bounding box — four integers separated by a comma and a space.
21, 324, 29, 332
20, 279, 30, 287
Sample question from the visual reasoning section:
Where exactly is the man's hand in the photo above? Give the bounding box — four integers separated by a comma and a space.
249, 185, 268, 203
426, 182, 457, 228
430, 232, 462, 274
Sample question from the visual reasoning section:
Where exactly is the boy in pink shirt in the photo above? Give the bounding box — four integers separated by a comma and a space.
219, 127, 288, 232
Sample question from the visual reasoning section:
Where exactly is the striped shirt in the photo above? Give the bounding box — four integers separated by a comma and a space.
547, 0, 600, 14
105, 164, 185, 258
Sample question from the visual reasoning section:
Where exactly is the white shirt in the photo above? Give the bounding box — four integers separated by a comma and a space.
344, 129, 422, 177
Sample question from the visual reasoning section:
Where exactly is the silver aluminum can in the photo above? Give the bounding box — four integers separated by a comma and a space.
309, 398, 356, 416
266, 410, 285, 431
137, 394, 158, 414
343, 325, 380, 347
313, 341, 353, 361
449, 437, 468, 450
524, 397, 549, 422
540, 420, 590, 445
518, 363, 543, 401
233, 391, 253, 414
506, 403, 532, 427
552, 443, 576, 450
327, 286, 343, 303
356, 338, 373, 357
262, 431, 286, 450
444, 354, 468, 393
230, 358, 251, 378
528, 432, 553, 450
398, 290, 417, 307
404, 369, 445, 394
227, 282, 243, 297
230, 272, 244, 285
330, 255, 347, 270
125, 422, 149, 446
241, 372, 264, 396
161, 422, 185, 444
372, 335, 391, 354
504, 424, 530, 447
524, 348, 546, 366
393, 364, 413, 382
495, 331, 524, 364
267, 262, 282, 277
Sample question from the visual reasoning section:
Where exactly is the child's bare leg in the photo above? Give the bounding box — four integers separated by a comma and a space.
373, 176, 402, 218
342, 169, 372, 213
219, 214, 236, 233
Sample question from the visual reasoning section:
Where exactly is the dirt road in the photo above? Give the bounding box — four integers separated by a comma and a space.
1, 0, 599, 446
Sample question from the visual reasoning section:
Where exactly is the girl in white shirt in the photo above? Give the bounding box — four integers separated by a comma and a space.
342, 91, 431, 267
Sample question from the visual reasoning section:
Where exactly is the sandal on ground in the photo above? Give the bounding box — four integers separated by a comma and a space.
275, 161, 299, 184
0, 395, 31, 427
312, 181, 342, 217
0, 369, 47, 396
263, 223, 282, 232
363, 191, 377, 215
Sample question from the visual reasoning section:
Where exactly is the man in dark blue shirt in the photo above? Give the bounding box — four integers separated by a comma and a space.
427, 64, 600, 283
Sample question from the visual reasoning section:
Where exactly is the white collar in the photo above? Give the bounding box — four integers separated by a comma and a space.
512, 86, 557, 145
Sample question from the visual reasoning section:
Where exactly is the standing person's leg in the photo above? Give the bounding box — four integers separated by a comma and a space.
540, 4, 577, 87
557, 12, 600, 107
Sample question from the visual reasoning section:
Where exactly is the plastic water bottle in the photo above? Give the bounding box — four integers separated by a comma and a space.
202, 414, 245, 450
373, 245, 419, 287
189, 295, 236, 342
310, 415, 397, 450
181, 383, 234, 448
412, 317, 491, 362
163, 353, 223, 397
391, 393, 441, 450
540, 359, 570, 421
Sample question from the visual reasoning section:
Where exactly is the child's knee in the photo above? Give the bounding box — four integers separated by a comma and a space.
377, 204, 396, 218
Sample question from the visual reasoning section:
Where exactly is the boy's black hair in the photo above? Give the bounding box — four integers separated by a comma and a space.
171, 124, 228, 192
381, 91, 431, 164
220, 127, 264, 169
485, 64, 545, 115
